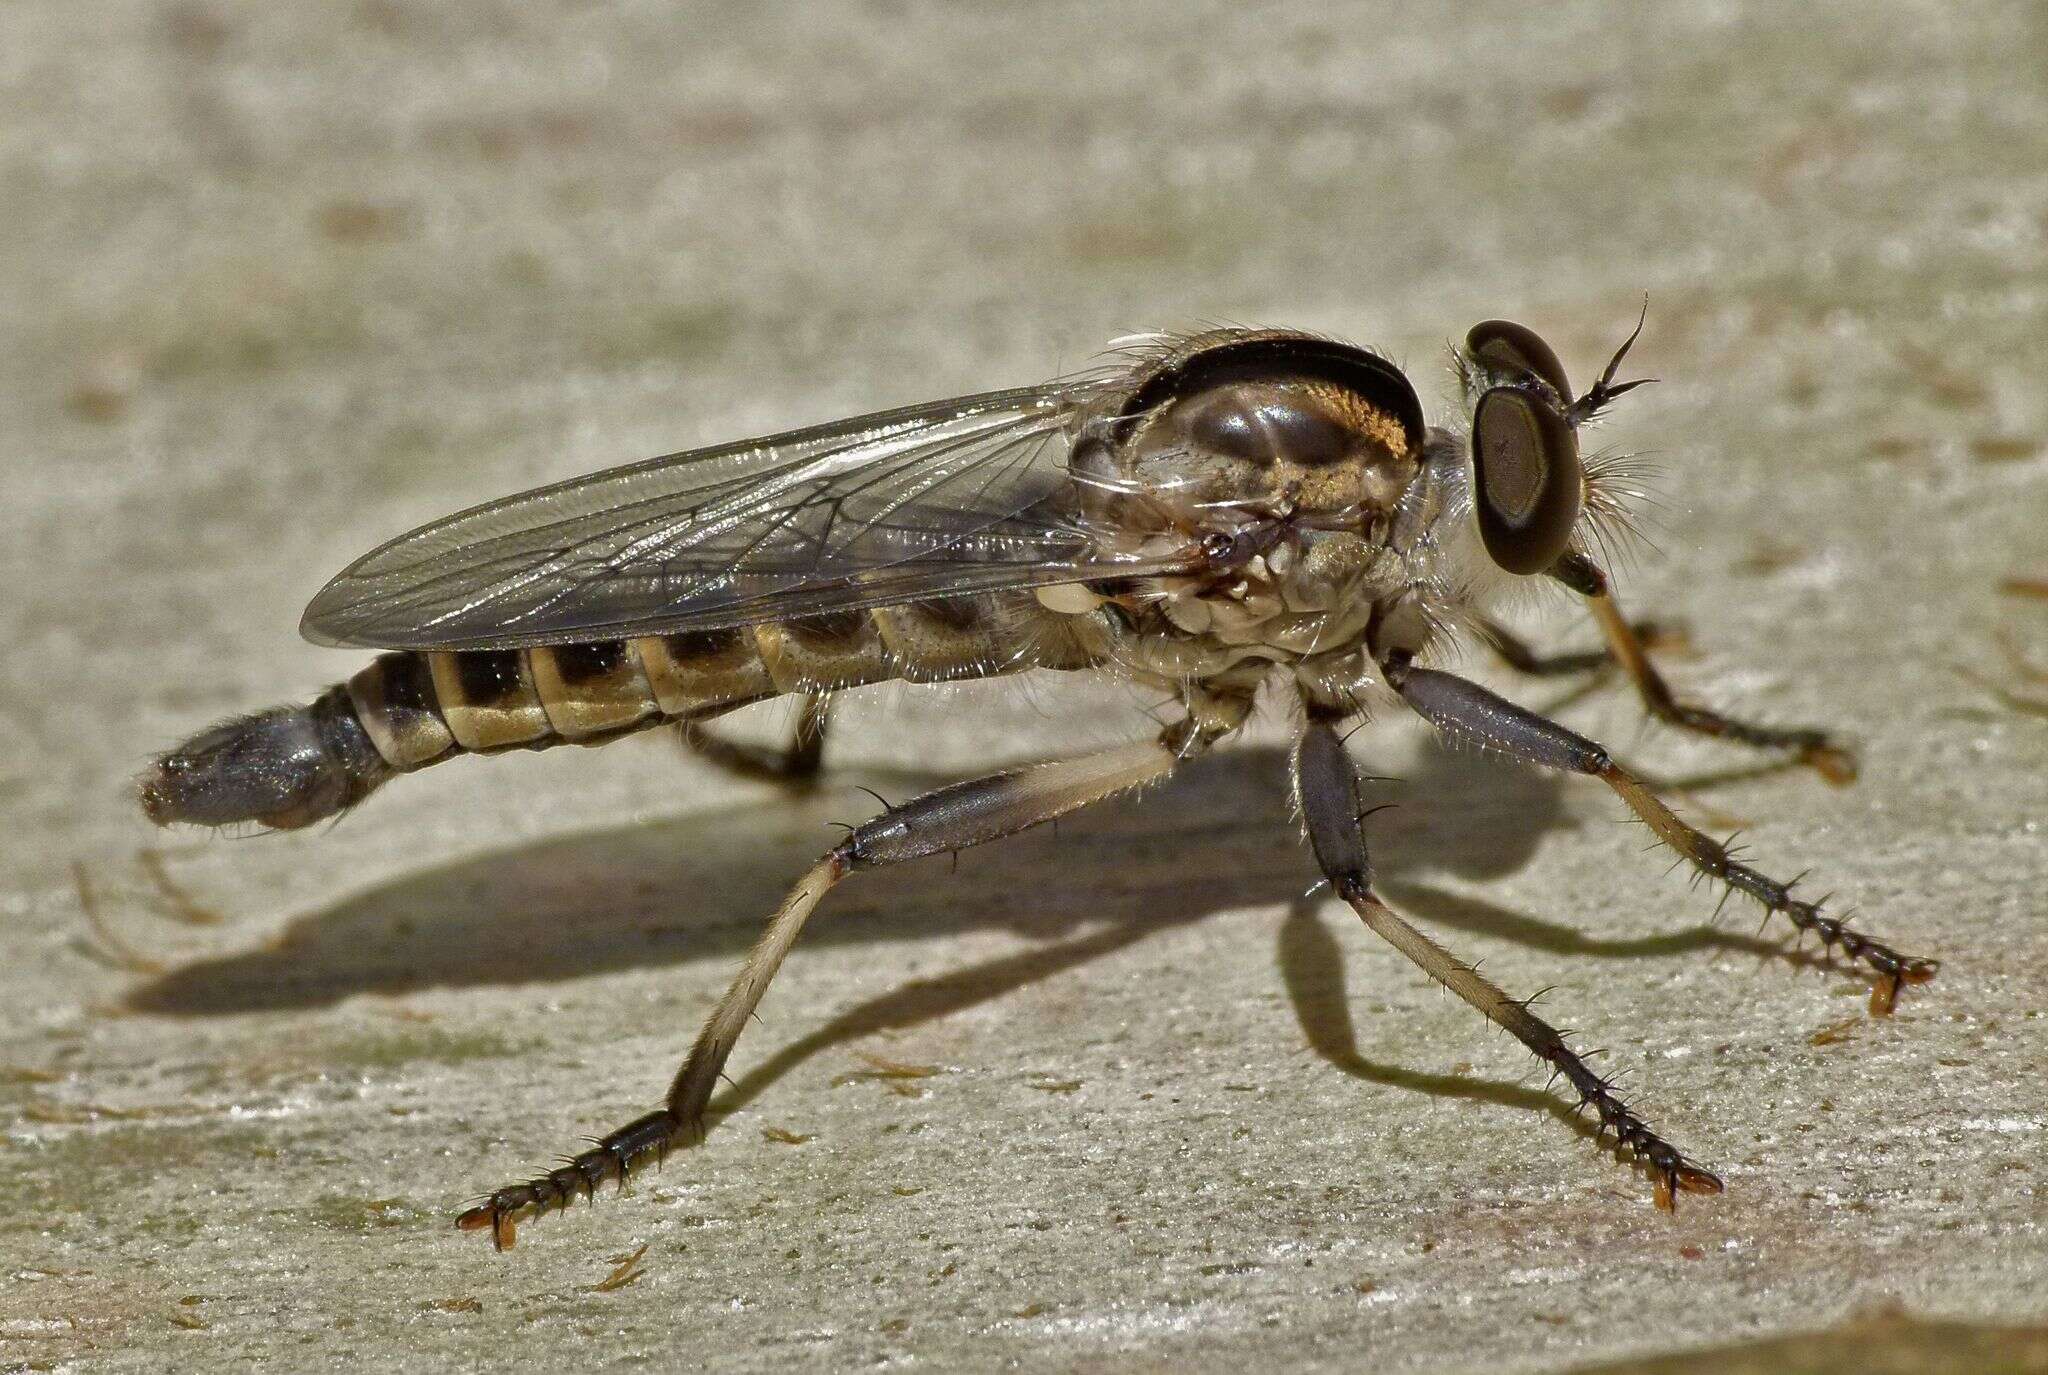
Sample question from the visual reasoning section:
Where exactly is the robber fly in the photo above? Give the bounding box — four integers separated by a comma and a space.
141, 317, 1938, 1249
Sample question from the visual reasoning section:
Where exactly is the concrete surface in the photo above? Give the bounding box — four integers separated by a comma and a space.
3, 2, 2046, 1370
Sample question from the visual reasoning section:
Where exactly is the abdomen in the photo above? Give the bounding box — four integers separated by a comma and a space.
141, 593, 1109, 832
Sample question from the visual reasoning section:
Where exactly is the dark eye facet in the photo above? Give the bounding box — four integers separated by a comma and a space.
1466, 320, 1572, 402
1470, 387, 1582, 574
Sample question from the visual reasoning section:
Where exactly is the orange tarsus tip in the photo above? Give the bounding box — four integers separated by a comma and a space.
1678, 1167, 1724, 1196
1870, 959, 1937, 1017
456, 1205, 517, 1250
1806, 745, 1858, 787
1658, 1165, 1723, 1211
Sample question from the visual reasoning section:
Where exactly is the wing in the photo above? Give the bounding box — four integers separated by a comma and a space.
301, 378, 1183, 652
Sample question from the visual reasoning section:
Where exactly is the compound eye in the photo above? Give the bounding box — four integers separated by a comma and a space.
1470, 387, 1583, 575
1466, 319, 1572, 401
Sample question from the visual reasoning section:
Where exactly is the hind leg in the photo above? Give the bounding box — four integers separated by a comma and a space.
461, 728, 1192, 1249
678, 693, 831, 785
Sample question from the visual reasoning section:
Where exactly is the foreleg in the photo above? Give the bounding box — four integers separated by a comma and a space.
1552, 552, 1857, 784
1388, 660, 1937, 1014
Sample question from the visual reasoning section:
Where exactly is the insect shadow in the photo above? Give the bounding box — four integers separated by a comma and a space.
126, 732, 1812, 1134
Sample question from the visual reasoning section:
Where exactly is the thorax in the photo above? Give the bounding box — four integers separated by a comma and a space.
1040, 329, 1452, 711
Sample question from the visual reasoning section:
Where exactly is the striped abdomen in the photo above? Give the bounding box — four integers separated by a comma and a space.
141, 593, 1109, 832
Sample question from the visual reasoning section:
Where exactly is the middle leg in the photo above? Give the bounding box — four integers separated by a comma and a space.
1472, 612, 1681, 679
1292, 719, 1722, 1209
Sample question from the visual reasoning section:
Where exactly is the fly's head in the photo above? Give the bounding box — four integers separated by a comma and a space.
1446, 309, 1654, 577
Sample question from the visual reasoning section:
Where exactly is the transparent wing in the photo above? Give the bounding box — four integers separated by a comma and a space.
301, 379, 1181, 651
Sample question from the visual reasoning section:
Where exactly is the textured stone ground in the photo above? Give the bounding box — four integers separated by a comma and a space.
3, 2, 2045, 1370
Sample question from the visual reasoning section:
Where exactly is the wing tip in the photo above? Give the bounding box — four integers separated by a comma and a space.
299, 582, 375, 649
